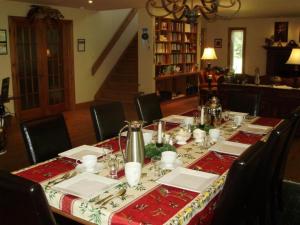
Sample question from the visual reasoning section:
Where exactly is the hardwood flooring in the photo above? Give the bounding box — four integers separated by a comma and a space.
0, 96, 299, 183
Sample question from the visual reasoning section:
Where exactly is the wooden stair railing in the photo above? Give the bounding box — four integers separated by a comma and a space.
91, 8, 138, 76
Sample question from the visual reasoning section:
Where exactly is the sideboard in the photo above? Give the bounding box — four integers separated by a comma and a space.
218, 83, 300, 119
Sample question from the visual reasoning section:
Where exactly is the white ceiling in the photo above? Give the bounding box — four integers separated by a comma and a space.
7, 0, 300, 18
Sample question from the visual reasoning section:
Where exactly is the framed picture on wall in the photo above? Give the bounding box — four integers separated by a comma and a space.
0, 29, 7, 42
214, 38, 222, 48
77, 39, 85, 52
274, 22, 288, 42
0, 29, 8, 55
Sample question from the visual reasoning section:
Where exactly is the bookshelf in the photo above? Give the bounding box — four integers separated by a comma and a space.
154, 18, 198, 101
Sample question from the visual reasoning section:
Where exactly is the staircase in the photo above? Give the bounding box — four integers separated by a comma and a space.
94, 34, 139, 120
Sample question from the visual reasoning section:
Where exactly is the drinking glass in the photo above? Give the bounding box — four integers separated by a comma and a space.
107, 155, 119, 179
99, 144, 112, 168
151, 155, 161, 177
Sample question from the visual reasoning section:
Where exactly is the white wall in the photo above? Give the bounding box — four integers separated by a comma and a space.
0, 1, 137, 113
204, 17, 300, 75
138, 8, 155, 94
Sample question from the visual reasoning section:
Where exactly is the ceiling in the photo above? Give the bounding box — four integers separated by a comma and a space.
7, 0, 300, 18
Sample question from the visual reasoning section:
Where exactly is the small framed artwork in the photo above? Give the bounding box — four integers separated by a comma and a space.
0, 43, 7, 55
0, 29, 7, 42
274, 22, 288, 42
214, 38, 222, 48
77, 39, 85, 52
0, 29, 8, 55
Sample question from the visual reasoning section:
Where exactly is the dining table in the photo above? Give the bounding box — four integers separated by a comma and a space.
14, 109, 282, 225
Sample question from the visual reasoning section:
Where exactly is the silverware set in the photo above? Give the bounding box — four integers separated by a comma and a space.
47, 171, 77, 186
95, 189, 126, 206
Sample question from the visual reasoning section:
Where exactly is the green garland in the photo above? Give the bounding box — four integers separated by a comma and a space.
144, 143, 176, 158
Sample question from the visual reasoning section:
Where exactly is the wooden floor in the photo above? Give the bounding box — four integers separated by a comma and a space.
0, 96, 299, 183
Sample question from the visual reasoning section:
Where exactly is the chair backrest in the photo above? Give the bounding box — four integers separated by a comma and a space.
0, 170, 56, 225
90, 102, 126, 142
135, 93, 163, 125
211, 141, 266, 225
272, 106, 300, 198
226, 90, 261, 116
20, 114, 72, 165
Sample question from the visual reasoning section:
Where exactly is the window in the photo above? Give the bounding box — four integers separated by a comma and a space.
228, 28, 246, 74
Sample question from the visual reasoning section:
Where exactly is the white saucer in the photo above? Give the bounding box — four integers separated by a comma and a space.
176, 141, 187, 145
160, 159, 182, 170
75, 162, 104, 174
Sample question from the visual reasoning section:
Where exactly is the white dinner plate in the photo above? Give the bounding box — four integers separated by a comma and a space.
156, 167, 219, 193
208, 141, 250, 156
53, 172, 120, 201
161, 115, 192, 124
58, 145, 111, 160
240, 124, 272, 135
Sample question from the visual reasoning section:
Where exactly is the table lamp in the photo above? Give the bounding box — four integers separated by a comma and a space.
286, 48, 300, 88
201, 47, 217, 90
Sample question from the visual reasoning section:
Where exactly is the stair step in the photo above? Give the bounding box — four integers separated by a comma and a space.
95, 33, 138, 105
95, 96, 135, 104
109, 76, 137, 83
105, 82, 138, 91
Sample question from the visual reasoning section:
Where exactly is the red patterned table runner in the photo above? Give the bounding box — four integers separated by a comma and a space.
253, 117, 281, 127
228, 131, 263, 145
182, 109, 199, 117
16, 158, 76, 182
110, 151, 236, 224
145, 122, 179, 131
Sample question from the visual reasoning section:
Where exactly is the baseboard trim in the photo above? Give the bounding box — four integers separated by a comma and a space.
74, 101, 94, 110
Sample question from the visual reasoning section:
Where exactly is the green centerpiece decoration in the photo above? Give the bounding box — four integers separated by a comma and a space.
144, 143, 176, 158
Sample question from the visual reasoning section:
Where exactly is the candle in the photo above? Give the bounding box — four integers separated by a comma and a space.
157, 121, 162, 144
200, 106, 204, 125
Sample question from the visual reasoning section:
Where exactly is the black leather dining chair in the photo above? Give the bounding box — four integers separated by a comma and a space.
20, 114, 72, 165
210, 141, 266, 225
247, 118, 294, 225
272, 106, 300, 211
90, 101, 126, 142
224, 90, 261, 116
135, 93, 163, 125
0, 170, 57, 225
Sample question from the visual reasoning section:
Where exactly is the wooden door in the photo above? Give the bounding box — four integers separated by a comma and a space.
9, 17, 74, 121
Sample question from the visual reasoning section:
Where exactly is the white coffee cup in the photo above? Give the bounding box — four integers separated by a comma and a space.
234, 115, 244, 127
125, 162, 142, 187
209, 128, 220, 142
81, 155, 97, 172
143, 131, 153, 145
193, 128, 206, 142
161, 151, 177, 165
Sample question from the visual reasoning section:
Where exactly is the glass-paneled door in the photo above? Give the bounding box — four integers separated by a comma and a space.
9, 17, 74, 121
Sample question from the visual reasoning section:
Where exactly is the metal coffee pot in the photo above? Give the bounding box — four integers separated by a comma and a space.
118, 121, 145, 166
205, 96, 222, 127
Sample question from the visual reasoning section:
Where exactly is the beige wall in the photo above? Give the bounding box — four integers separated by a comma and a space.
204, 17, 300, 75
138, 8, 155, 94
0, 1, 137, 113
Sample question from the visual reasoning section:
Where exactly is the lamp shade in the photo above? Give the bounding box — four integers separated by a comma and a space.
286, 48, 300, 65
201, 48, 217, 60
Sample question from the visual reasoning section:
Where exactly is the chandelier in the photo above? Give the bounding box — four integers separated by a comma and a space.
146, 0, 241, 23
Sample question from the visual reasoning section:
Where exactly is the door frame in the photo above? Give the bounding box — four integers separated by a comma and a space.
8, 16, 75, 121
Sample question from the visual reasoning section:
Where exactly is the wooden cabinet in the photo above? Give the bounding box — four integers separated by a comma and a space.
154, 18, 198, 101
264, 46, 294, 77
218, 83, 300, 119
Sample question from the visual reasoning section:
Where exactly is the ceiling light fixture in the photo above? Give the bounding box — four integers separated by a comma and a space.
146, 0, 241, 23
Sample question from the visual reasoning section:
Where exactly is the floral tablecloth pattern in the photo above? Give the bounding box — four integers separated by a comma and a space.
15, 113, 281, 225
